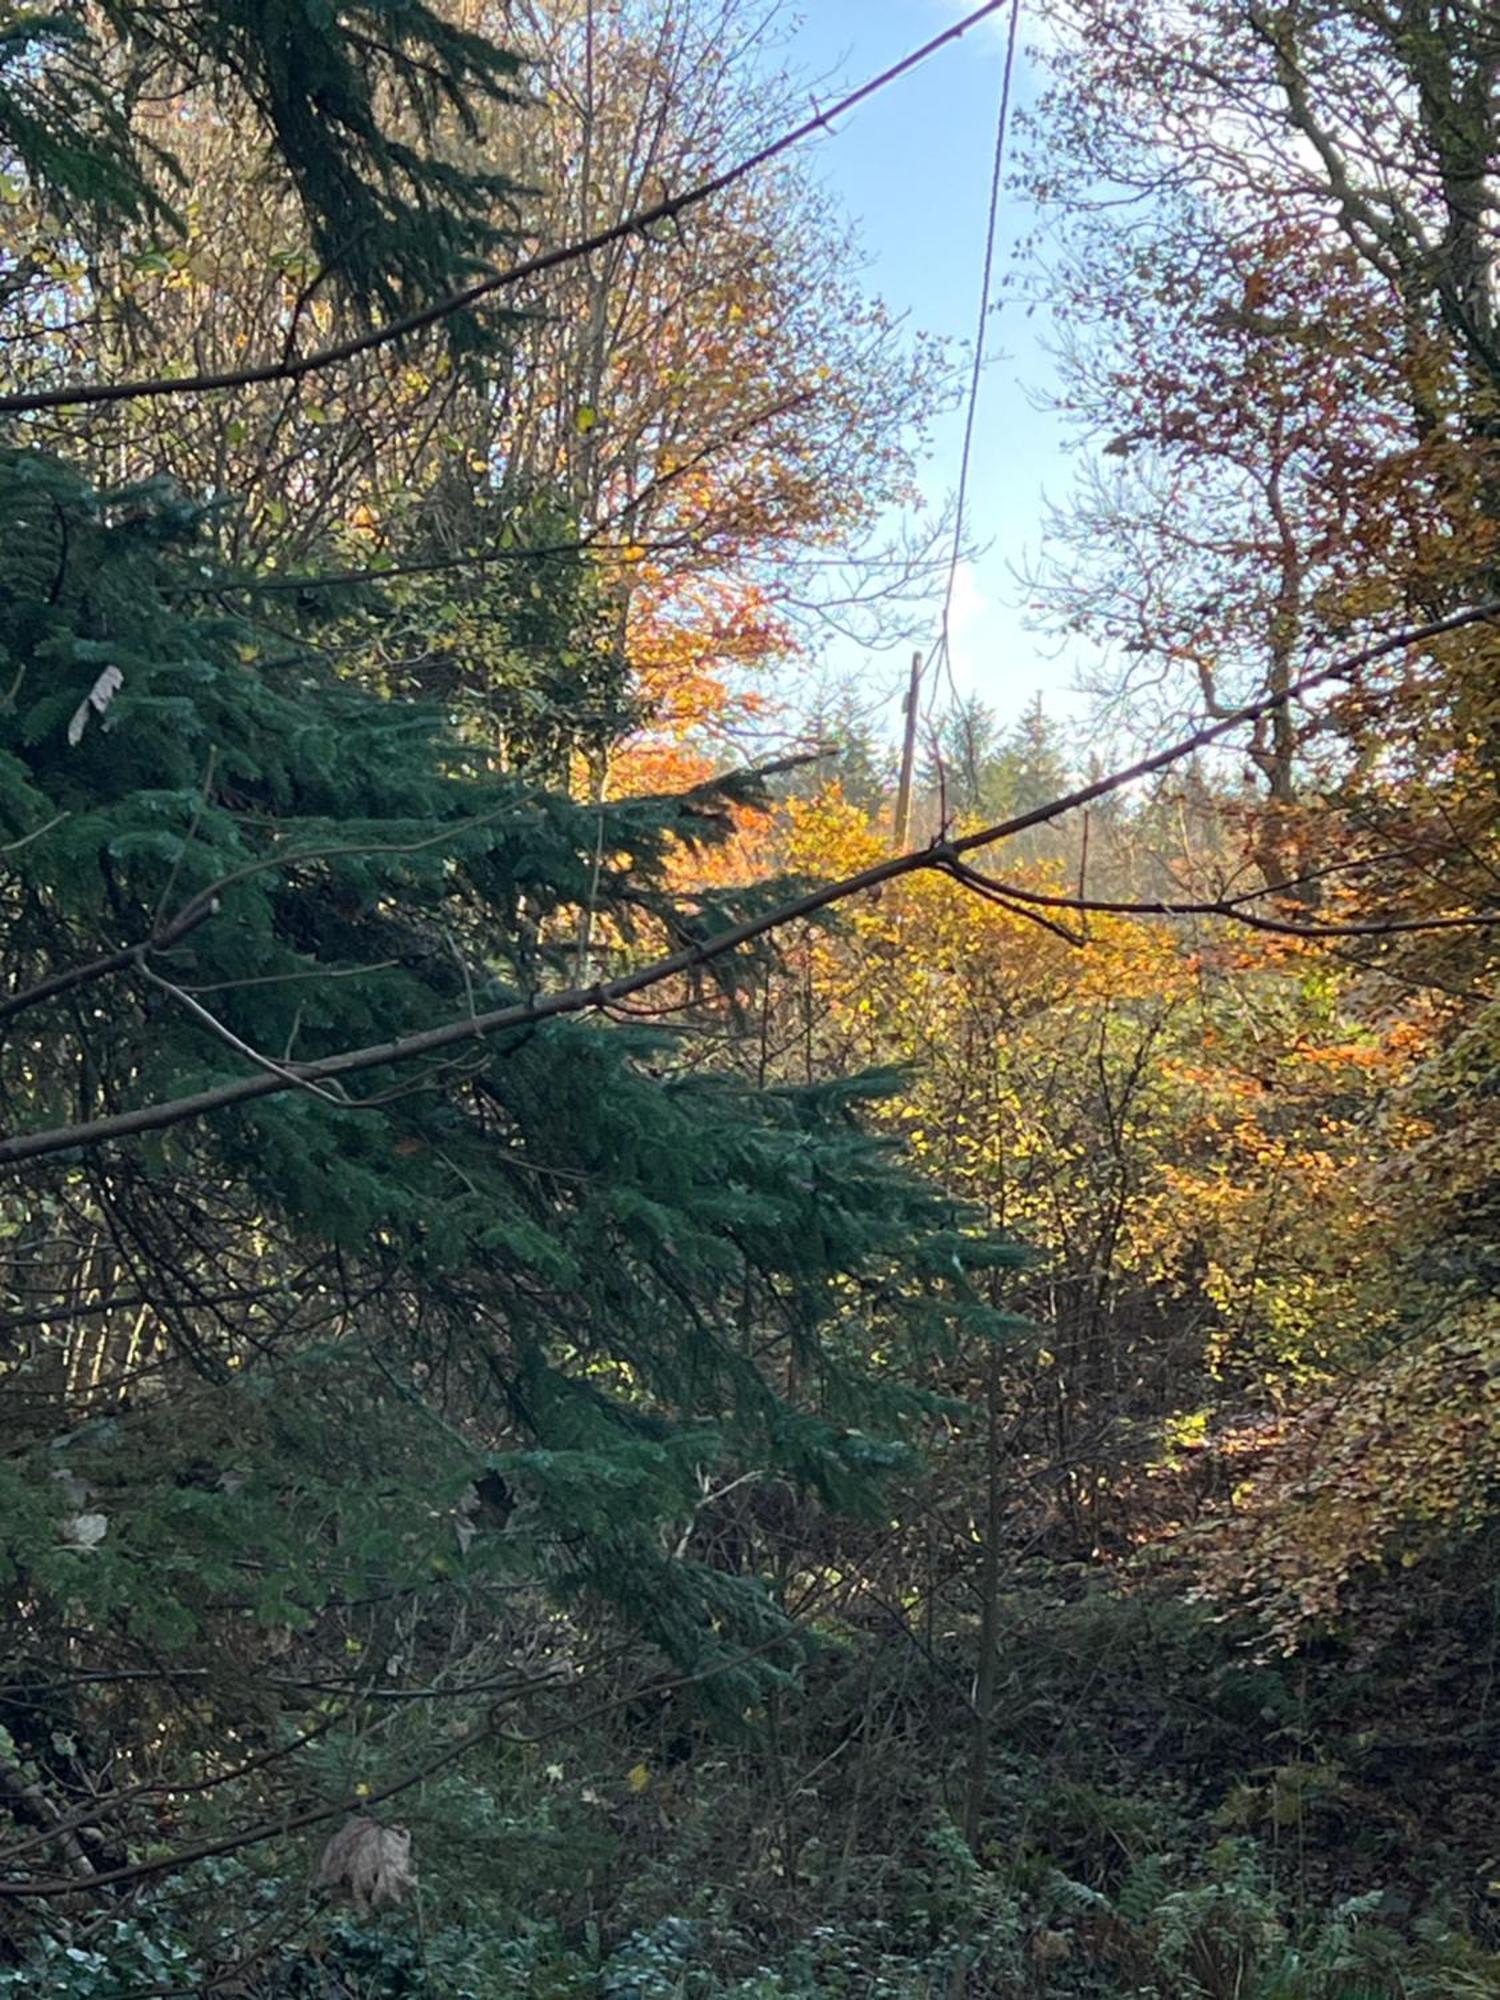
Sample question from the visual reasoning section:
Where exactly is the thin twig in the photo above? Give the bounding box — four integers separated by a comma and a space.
0, 7, 1009, 415
0, 602, 1495, 1168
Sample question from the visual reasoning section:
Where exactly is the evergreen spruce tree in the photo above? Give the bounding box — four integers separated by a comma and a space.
920, 695, 1003, 823
0, 0, 1023, 1963
988, 694, 1071, 822
783, 686, 897, 814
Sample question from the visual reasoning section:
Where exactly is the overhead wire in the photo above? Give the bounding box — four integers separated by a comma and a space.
0, 0, 1010, 415
921, 0, 1025, 818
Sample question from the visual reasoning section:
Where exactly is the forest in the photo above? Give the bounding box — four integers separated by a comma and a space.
1, 0, 1499, 1994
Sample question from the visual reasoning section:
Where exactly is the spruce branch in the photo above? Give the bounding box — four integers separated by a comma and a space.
2, 601, 1495, 1170
0, 6, 1008, 414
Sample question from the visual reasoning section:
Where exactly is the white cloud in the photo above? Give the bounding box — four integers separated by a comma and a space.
940, 559, 1091, 724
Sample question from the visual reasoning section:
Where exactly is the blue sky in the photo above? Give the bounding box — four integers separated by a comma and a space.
772, 1, 1089, 737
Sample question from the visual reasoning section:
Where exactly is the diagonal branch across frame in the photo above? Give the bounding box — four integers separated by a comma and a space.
2, 601, 1496, 1170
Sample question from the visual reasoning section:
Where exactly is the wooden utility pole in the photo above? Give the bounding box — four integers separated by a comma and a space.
892, 649, 923, 850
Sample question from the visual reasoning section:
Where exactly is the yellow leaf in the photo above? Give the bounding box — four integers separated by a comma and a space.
626, 1762, 651, 1793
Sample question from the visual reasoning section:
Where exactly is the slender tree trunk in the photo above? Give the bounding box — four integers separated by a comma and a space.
962, 1336, 1003, 1851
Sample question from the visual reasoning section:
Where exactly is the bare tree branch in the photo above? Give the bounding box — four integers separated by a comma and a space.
0, 5, 1008, 415
2, 602, 1494, 1170
943, 862, 1500, 941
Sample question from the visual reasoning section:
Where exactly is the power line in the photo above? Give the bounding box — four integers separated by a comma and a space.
898, 0, 1024, 832
941, 0, 1022, 691
0, 1, 1009, 417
